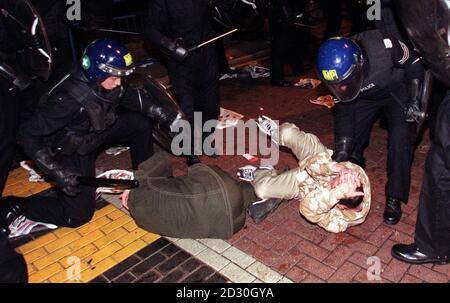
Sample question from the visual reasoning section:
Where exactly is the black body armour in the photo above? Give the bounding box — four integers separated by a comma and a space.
353, 30, 405, 99
42, 69, 124, 155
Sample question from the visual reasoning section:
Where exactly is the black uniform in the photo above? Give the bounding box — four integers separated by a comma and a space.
414, 91, 450, 259
144, 0, 219, 153
268, 0, 308, 83
8, 67, 156, 228
333, 30, 422, 203
0, 0, 30, 283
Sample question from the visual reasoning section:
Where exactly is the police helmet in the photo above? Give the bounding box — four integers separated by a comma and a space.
316, 37, 364, 102
81, 39, 135, 83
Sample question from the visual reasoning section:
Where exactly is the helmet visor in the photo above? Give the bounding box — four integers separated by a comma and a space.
98, 63, 135, 77
325, 62, 364, 103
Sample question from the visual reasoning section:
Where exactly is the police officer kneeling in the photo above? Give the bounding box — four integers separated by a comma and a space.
0, 39, 176, 232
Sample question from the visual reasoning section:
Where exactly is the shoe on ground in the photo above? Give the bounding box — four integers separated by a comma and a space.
383, 196, 402, 225
257, 115, 279, 145
237, 165, 274, 182
391, 243, 449, 265
247, 198, 284, 224
8, 215, 57, 239
237, 165, 258, 182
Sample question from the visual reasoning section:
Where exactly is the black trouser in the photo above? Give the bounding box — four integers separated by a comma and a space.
334, 89, 413, 202
0, 231, 27, 283
320, 0, 342, 39
0, 81, 20, 194
16, 112, 153, 228
415, 91, 450, 258
168, 46, 220, 154
269, 22, 306, 81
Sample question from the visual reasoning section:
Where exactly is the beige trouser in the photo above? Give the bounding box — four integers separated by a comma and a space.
252, 123, 328, 200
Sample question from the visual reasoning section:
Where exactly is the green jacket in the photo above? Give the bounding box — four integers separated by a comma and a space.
128, 152, 255, 239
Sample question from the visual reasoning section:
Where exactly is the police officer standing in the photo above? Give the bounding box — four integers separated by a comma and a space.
391, 0, 450, 265
143, 0, 220, 166
316, 30, 424, 225
0, 39, 175, 237
0, 0, 39, 283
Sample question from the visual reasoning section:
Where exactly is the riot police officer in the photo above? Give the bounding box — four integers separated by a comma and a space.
316, 30, 424, 225
0, 0, 37, 283
391, 0, 450, 265
0, 39, 175, 235
143, 0, 220, 166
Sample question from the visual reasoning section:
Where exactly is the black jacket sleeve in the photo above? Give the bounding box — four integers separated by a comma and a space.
17, 93, 80, 158
120, 87, 151, 113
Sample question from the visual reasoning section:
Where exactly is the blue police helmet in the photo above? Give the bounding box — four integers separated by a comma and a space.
316, 37, 364, 102
81, 39, 136, 83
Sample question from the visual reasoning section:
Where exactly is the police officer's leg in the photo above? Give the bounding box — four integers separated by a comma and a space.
383, 94, 413, 203
269, 22, 288, 84
380, 90, 413, 224
168, 60, 199, 161
1, 153, 97, 228
0, 82, 20, 194
393, 93, 450, 263
352, 98, 385, 167
198, 47, 220, 151
0, 230, 27, 283
415, 93, 450, 258
104, 111, 154, 170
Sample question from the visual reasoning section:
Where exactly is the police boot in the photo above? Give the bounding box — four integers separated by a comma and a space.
332, 136, 354, 162
247, 198, 284, 224
383, 197, 402, 225
0, 196, 26, 234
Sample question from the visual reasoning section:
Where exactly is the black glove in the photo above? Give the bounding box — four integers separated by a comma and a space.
33, 148, 80, 197
332, 136, 354, 162
147, 104, 183, 128
160, 37, 188, 62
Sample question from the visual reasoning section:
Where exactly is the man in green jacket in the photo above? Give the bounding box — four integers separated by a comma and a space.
122, 151, 282, 239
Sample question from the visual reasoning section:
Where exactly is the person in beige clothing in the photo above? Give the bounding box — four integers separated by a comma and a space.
239, 116, 371, 233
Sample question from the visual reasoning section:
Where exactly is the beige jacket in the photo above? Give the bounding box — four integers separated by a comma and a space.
296, 151, 371, 233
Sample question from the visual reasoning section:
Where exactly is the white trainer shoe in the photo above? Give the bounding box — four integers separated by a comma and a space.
237, 165, 274, 182
8, 215, 58, 239
257, 115, 279, 144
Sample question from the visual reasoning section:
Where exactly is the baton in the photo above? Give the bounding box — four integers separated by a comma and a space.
97, 28, 141, 35
77, 176, 139, 190
188, 28, 239, 52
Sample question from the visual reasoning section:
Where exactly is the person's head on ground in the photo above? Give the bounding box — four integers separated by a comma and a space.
330, 167, 365, 211
81, 38, 135, 90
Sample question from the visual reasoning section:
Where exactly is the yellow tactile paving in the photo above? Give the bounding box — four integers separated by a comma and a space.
2, 167, 52, 197
21, 203, 162, 283
3, 166, 162, 283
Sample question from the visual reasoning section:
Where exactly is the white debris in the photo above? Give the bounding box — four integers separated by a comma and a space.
20, 161, 45, 183
216, 107, 244, 129
105, 146, 130, 156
